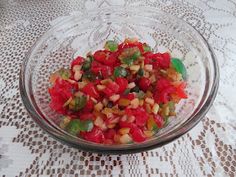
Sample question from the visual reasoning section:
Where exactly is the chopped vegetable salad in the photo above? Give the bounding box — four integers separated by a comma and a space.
48, 38, 188, 144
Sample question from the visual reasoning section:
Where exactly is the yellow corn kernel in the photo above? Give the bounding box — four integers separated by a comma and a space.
107, 123, 116, 129
118, 128, 130, 135
145, 104, 152, 113
94, 102, 103, 112
90, 97, 98, 104
101, 79, 112, 85
120, 64, 128, 68
145, 97, 155, 105
119, 134, 133, 144
141, 60, 145, 68
130, 98, 139, 108
146, 90, 153, 97
147, 116, 156, 131
97, 84, 106, 91
152, 103, 160, 114
118, 98, 130, 107
164, 106, 170, 116
112, 108, 124, 115
139, 99, 144, 106
149, 74, 156, 83
109, 94, 120, 102
63, 97, 72, 107
130, 65, 140, 71
124, 38, 138, 43
127, 82, 136, 89
143, 130, 154, 138
102, 98, 108, 106
94, 116, 104, 127
144, 64, 153, 72
59, 116, 71, 129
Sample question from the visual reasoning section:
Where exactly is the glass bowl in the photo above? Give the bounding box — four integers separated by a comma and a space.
19, 6, 219, 154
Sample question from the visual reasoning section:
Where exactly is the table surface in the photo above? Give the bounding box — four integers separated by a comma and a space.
0, 0, 236, 176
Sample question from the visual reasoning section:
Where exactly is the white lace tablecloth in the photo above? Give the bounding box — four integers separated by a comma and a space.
0, 0, 235, 176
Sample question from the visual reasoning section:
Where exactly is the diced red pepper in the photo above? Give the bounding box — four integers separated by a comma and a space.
71, 56, 84, 69
83, 127, 105, 143
130, 127, 146, 142
104, 129, 116, 139
130, 107, 148, 127
94, 50, 117, 66
103, 87, 114, 97
48, 78, 77, 114
118, 41, 144, 53
155, 52, 170, 69
82, 83, 99, 99
138, 77, 151, 92
123, 93, 135, 101
115, 77, 128, 93
106, 82, 120, 94
81, 99, 94, 113
176, 82, 188, 99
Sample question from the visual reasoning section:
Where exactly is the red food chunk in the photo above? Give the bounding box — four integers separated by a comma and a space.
82, 83, 99, 99
115, 77, 128, 93
154, 78, 176, 103
104, 129, 116, 139
79, 113, 94, 121
138, 77, 151, 92
83, 127, 105, 143
94, 50, 118, 66
130, 107, 149, 127
48, 79, 77, 114
71, 56, 84, 69
107, 82, 120, 93
130, 127, 146, 142
176, 82, 188, 99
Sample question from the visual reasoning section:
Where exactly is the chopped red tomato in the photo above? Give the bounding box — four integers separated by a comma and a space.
83, 127, 104, 143
82, 83, 99, 99
138, 77, 151, 92
71, 56, 84, 69
115, 77, 128, 93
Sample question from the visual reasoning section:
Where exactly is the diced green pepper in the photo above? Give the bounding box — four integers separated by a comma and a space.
123, 51, 141, 65
77, 96, 87, 110
137, 91, 145, 99
114, 66, 127, 77
58, 68, 71, 80
171, 58, 187, 80
131, 85, 140, 93
143, 43, 152, 52
123, 88, 130, 95
168, 101, 175, 113
66, 119, 93, 135
104, 40, 118, 52
69, 96, 87, 111
81, 60, 91, 71
82, 71, 96, 81
78, 120, 94, 132
137, 68, 144, 76
66, 120, 81, 135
